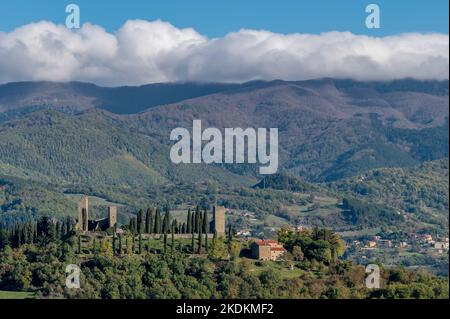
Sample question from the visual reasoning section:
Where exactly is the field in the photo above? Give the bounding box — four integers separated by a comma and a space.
0, 290, 35, 299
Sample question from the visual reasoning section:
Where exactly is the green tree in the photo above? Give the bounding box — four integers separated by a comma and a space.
186, 208, 192, 234
145, 207, 153, 234
137, 209, 144, 234
154, 208, 161, 234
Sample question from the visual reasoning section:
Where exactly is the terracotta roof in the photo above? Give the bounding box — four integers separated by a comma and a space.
270, 247, 287, 252
254, 240, 280, 246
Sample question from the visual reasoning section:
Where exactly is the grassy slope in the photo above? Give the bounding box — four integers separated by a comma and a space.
0, 290, 35, 299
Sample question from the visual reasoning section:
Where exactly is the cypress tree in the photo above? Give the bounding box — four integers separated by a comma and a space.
191, 211, 195, 234
112, 229, 117, 255
194, 206, 200, 233
129, 218, 134, 235
191, 225, 195, 255
78, 234, 82, 254
118, 234, 123, 255
137, 209, 144, 234
154, 208, 161, 234
145, 207, 153, 234
186, 208, 192, 234
162, 209, 170, 234
198, 213, 203, 254
203, 210, 209, 252
171, 220, 176, 252
138, 233, 142, 254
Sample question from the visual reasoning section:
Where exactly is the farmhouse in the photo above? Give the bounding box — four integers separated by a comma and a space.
250, 240, 286, 261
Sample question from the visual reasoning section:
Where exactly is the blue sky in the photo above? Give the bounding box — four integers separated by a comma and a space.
0, 0, 448, 36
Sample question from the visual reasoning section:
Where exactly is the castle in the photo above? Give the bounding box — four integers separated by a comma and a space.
76, 196, 225, 235
76, 197, 118, 232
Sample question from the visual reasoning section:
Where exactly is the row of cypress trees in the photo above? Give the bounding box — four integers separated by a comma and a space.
128, 206, 211, 236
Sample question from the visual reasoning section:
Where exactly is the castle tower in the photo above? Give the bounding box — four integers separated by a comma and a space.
108, 206, 118, 228
213, 206, 225, 237
77, 196, 89, 231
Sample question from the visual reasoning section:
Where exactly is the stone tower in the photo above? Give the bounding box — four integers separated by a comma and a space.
77, 196, 89, 231
108, 206, 118, 228
213, 206, 225, 237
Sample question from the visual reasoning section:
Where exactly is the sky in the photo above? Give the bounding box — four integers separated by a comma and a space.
0, 0, 448, 36
0, 1, 448, 85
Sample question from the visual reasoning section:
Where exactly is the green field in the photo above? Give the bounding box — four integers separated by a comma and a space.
0, 290, 35, 299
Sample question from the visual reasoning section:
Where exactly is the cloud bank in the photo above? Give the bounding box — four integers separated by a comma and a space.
0, 20, 448, 86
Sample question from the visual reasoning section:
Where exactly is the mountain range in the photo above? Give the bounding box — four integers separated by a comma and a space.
0, 78, 448, 236
0, 78, 448, 184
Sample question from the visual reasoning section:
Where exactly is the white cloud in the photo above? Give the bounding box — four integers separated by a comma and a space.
0, 20, 448, 86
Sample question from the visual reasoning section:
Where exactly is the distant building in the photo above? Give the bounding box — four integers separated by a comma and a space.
367, 241, 377, 248
250, 240, 286, 261
76, 197, 118, 232
236, 230, 251, 237
76, 196, 89, 231
421, 234, 433, 243
434, 242, 449, 251
377, 239, 392, 248
399, 242, 408, 248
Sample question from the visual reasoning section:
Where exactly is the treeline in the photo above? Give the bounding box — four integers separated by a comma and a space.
124, 206, 234, 255
0, 240, 448, 299
0, 216, 74, 249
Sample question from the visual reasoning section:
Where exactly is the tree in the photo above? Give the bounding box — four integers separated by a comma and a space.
198, 211, 203, 254
77, 234, 82, 254
186, 208, 192, 234
163, 232, 168, 254
292, 245, 304, 261
194, 206, 200, 233
191, 225, 195, 255
129, 218, 137, 235
229, 241, 241, 260
145, 208, 153, 234
112, 229, 117, 255
171, 220, 176, 252
228, 225, 233, 242
203, 210, 209, 252
154, 208, 161, 234
138, 234, 142, 254
208, 238, 229, 261
162, 209, 170, 235
137, 209, 144, 234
